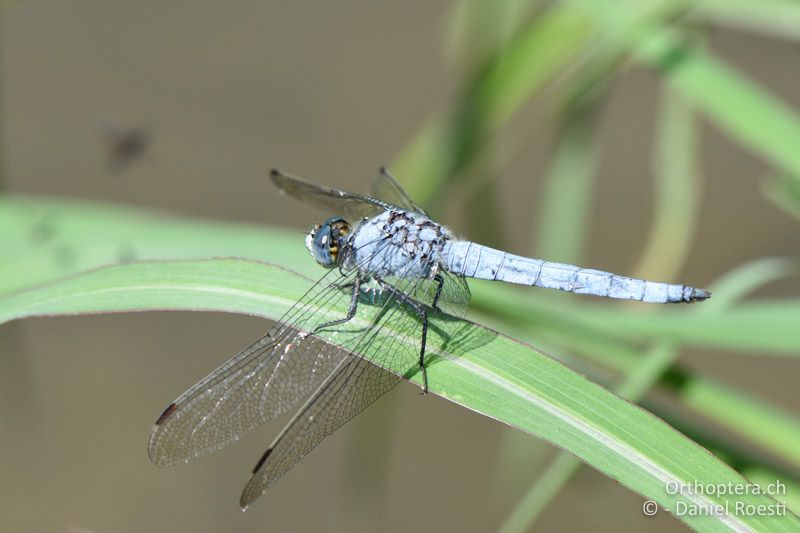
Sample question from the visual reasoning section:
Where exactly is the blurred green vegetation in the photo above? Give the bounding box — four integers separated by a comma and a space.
398, 1, 800, 530
3, 0, 800, 531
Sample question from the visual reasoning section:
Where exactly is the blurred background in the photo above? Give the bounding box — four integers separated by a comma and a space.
2, 1, 800, 531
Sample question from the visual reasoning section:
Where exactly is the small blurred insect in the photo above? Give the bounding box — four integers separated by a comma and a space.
96, 121, 151, 174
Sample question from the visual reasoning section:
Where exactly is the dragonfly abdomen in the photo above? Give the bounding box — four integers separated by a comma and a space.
440, 241, 709, 303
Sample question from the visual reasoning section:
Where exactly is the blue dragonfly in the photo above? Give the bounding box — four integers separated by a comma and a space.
148, 168, 710, 507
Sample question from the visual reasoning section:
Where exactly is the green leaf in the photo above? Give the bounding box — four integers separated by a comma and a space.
745, 467, 800, 516
693, 0, 800, 40
498, 452, 583, 533
533, 102, 601, 264
0, 258, 796, 531
645, 35, 800, 183
632, 85, 701, 281
0, 195, 310, 295
763, 174, 800, 223
680, 375, 800, 471
395, 5, 593, 204
470, 282, 800, 354
396, 1, 694, 206
564, 1, 800, 189
500, 342, 680, 532
576, 301, 800, 353
697, 256, 799, 313
499, 255, 800, 530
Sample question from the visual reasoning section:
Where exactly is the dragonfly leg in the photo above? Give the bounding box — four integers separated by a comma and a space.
431, 273, 444, 311
312, 276, 362, 333
330, 280, 356, 291
375, 277, 429, 393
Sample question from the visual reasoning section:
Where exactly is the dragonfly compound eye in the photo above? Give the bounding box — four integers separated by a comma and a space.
306, 217, 350, 268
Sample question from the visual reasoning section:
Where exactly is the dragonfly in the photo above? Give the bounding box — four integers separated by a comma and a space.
148, 168, 710, 508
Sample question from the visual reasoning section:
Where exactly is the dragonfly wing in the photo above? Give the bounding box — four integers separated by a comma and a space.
148, 234, 417, 467
148, 265, 363, 466
270, 169, 393, 220
238, 263, 470, 505
240, 355, 399, 508
423, 269, 470, 319
370, 166, 429, 216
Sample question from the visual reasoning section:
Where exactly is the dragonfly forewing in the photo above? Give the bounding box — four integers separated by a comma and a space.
240, 341, 400, 507
148, 264, 368, 466
237, 249, 471, 506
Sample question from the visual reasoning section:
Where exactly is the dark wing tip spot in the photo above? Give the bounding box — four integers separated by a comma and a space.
155, 403, 178, 426
239, 487, 260, 510
252, 447, 273, 474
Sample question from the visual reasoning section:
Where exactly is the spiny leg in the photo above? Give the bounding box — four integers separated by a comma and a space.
312, 276, 362, 333
375, 276, 429, 393
431, 273, 445, 311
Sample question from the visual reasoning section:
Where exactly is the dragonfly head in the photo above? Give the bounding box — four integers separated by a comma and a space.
306, 217, 351, 268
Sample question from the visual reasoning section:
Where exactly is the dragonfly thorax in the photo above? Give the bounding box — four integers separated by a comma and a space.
348, 210, 452, 279
306, 216, 351, 268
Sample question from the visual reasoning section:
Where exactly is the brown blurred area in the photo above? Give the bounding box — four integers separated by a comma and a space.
2, 2, 799, 532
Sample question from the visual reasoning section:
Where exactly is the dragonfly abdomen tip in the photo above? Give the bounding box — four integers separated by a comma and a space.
687, 288, 711, 302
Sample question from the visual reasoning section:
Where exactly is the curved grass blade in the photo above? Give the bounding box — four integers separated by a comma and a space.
0, 195, 309, 296
693, 0, 800, 40
470, 281, 800, 354
497, 255, 800, 530
565, 0, 800, 186
632, 85, 701, 281
0, 258, 796, 531
533, 101, 600, 265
